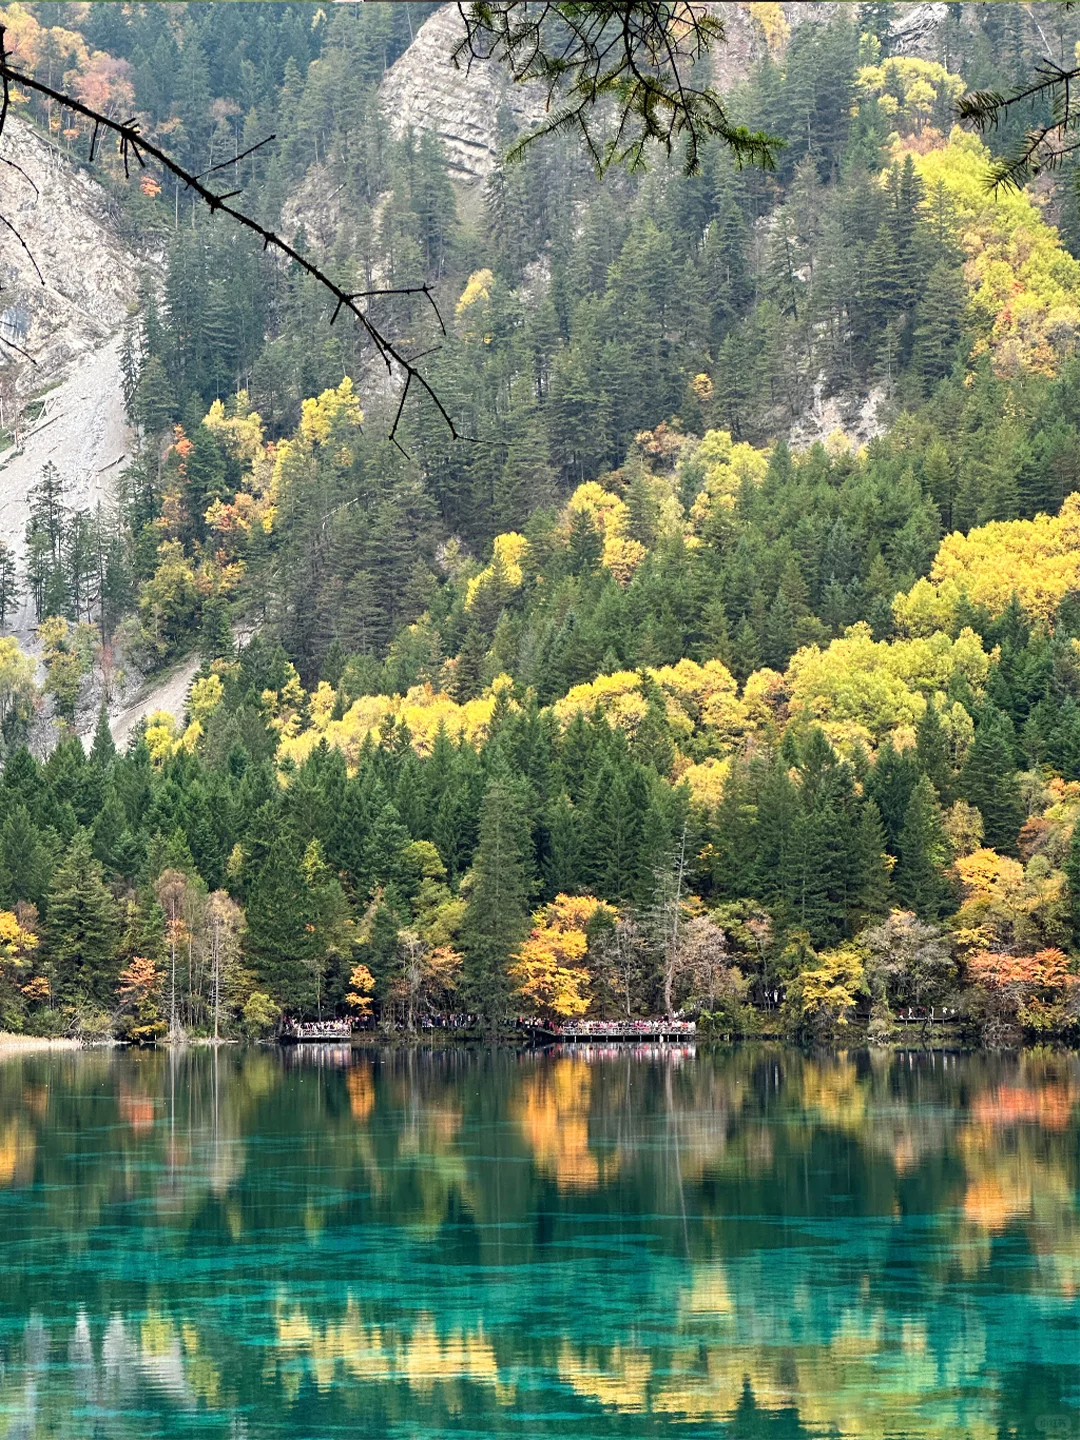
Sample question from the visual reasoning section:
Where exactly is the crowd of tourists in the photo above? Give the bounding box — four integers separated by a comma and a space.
526, 1017, 697, 1035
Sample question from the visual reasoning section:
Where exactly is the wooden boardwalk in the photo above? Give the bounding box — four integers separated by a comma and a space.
526, 1022, 696, 1042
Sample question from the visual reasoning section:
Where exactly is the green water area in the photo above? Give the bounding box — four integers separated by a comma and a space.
0, 1045, 1076, 1437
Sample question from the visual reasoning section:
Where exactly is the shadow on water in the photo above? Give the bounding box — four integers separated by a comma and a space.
0, 1044, 1076, 1438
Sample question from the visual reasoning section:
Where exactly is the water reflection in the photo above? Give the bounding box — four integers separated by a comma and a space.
0, 1044, 1076, 1438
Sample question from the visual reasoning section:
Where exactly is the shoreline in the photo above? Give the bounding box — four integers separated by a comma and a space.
0, 1033, 82, 1054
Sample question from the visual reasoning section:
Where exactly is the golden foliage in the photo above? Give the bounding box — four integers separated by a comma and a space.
465, 531, 529, 611
686, 429, 769, 530
895, 493, 1080, 631
346, 963, 376, 1016
456, 267, 494, 316
856, 57, 965, 138
907, 130, 1080, 376
783, 622, 988, 749
565, 482, 646, 582
515, 1059, 607, 1191
510, 894, 616, 1021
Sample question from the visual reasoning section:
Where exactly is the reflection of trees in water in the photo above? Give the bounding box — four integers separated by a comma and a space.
0, 1045, 1076, 1438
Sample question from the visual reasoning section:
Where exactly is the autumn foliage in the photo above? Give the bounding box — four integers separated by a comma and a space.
510, 896, 616, 1022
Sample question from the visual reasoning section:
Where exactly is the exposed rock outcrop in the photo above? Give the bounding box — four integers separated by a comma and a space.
379, 3, 548, 184
0, 116, 136, 388
377, 2, 958, 188
0, 118, 137, 645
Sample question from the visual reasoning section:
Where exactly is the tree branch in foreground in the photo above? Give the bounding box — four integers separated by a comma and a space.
0, 24, 457, 450
958, 59, 1080, 190
453, 1, 779, 176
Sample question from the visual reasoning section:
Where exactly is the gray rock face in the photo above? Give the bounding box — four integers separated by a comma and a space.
377, 2, 956, 186
0, 116, 137, 390
0, 118, 136, 647
379, 3, 548, 183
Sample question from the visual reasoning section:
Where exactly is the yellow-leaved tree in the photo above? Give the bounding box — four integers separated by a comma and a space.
511, 895, 617, 1023
781, 621, 989, 752
906, 130, 1080, 377
894, 493, 1080, 633
0, 909, 40, 1027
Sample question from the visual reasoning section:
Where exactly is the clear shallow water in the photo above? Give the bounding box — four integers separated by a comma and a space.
0, 1045, 1077, 1439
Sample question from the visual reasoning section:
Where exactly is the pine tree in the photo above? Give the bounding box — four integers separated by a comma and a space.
183, 424, 229, 541
912, 262, 965, 387
462, 777, 531, 1026
866, 738, 919, 852
894, 776, 950, 919
1, 803, 53, 910
544, 792, 583, 898
583, 762, 645, 903
45, 829, 121, 1005
135, 355, 177, 436
916, 697, 952, 801
1064, 820, 1080, 945
244, 834, 321, 1012
89, 705, 117, 769
453, 626, 488, 702
853, 799, 891, 921
200, 595, 234, 664
962, 708, 1024, 855
0, 540, 19, 627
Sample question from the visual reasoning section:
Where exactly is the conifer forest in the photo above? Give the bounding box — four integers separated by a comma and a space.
2, 0, 1080, 1051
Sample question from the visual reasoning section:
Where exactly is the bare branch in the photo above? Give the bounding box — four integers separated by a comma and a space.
0, 331, 36, 365
0, 154, 36, 193
197, 134, 277, 179
0, 25, 460, 441
0, 207, 43, 283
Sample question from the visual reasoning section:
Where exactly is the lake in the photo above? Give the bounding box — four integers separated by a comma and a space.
0, 1044, 1076, 1438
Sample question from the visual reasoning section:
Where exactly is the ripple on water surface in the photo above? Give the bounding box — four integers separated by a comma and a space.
0, 1045, 1077, 1438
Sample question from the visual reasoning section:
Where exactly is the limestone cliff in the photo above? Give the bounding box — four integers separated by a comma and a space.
379, 3, 548, 185
376, 2, 956, 186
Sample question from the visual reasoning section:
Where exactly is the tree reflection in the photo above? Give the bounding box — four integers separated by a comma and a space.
0, 1043, 1075, 1438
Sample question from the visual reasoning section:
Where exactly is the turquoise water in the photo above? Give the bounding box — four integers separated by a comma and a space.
0, 1045, 1077, 1439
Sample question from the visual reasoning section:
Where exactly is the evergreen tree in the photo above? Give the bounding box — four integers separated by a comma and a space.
866, 739, 919, 853
962, 708, 1024, 855
1, 803, 53, 911
244, 834, 322, 1012
1064, 820, 1080, 945
45, 829, 121, 1005
894, 776, 950, 919
462, 777, 531, 1025
89, 706, 117, 770
915, 697, 951, 801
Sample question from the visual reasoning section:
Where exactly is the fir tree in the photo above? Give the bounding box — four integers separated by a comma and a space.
45, 829, 121, 1005
894, 776, 950, 919
1064, 820, 1080, 945
89, 705, 117, 770
462, 777, 531, 1026
244, 834, 322, 1012
1, 803, 53, 910
962, 708, 1024, 855
866, 739, 919, 852
915, 697, 951, 801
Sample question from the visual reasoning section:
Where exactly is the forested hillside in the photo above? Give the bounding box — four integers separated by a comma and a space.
2, 1, 1080, 1046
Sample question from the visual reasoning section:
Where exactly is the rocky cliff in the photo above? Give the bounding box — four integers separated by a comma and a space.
377, 2, 956, 185
379, 3, 548, 185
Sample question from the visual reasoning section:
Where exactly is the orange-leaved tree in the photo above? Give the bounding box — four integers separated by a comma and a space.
346, 963, 377, 1019
115, 955, 167, 1046
967, 947, 1079, 1039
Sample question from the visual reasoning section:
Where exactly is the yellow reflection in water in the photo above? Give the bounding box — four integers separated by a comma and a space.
0, 1115, 35, 1185
268, 1299, 514, 1408
515, 1058, 617, 1191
